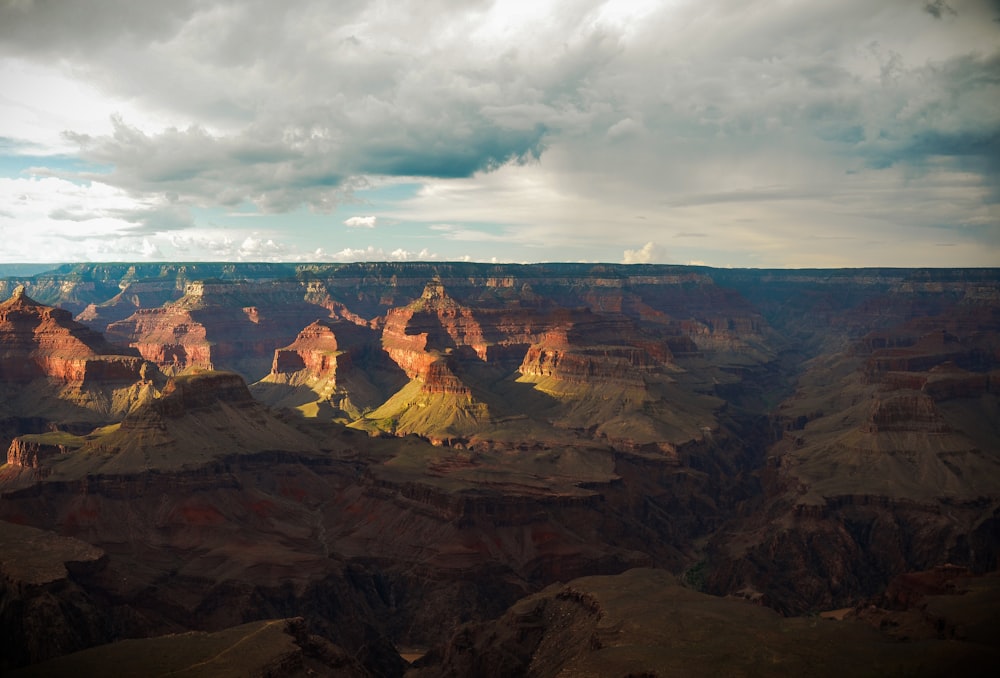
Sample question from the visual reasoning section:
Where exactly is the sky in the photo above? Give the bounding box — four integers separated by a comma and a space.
0, 0, 998, 268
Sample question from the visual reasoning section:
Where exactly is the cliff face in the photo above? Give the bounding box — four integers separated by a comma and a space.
409, 567, 1000, 678
105, 281, 329, 381
705, 289, 1000, 614
75, 280, 184, 335
253, 318, 404, 419
347, 276, 753, 448
0, 520, 109, 670
0, 285, 145, 384
0, 287, 160, 454
0, 369, 688, 671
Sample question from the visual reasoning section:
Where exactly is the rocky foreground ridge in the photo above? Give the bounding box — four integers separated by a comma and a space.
0, 262, 998, 675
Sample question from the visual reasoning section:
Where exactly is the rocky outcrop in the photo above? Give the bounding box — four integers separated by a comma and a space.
105, 280, 329, 381
518, 328, 657, 387
380, 280, 479, 380
105, 306, 214, 372
148, 369, 253, 413
2, 262, 999, 673
254, 318, 403, 418
410, 568, 999, 677
270, 319, 344, 377
704, 292, 1000, 616
6, 434, 82, 468
75, 280, 184, 335
0, 520, 109, 670
864, 391, 949, 433
0, 285, 146, 385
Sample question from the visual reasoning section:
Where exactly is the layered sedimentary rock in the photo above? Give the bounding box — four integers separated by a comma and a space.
6, 434, 84, 469
349, 277, 736, 450
105, 280, 328, 380
705, 292, 1000, 614
0, 286, 160, 453
75, 280, 183, 336
409, 568, 998, 678
253, 318, 403, 419
0, 369, 694, 674
0, 285, 144, 384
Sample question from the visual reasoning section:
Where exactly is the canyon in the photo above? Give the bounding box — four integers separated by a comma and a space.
0, 262, 997, 676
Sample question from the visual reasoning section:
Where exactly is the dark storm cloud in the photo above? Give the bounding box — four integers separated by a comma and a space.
359, 125, 545, 178
924, 0, 959, 18
853, 51, 1000, 189
66, 111, 545, 212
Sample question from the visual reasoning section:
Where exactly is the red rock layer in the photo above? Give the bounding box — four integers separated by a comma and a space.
380, 280, 491, 380
0, 285, 146, 386
6, 437, 70, 468
270, 320, 341, 377
106, 307, 215, 372
423, 358, 472, 396
76, 280, 183, 335
104, 281, 329, 380
380, 281, 677, 393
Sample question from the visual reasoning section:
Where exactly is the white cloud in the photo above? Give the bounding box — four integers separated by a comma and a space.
344, 215, 377, 228
622, 242, 664, 264
0, 175, 194, 255
325, 245, 438, 262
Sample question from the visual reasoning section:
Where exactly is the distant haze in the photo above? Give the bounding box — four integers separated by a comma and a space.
0, 0, 997, 267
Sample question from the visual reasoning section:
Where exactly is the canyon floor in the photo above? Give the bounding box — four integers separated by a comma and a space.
1, 262, 998, 676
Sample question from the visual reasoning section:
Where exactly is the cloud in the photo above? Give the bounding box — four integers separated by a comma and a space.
0, 175, 193, 240
344, 215, 377, 228
622, 242, 664, 264
924, 1, 958, 19
0, 0, 998, 266
320, 245, 438, 262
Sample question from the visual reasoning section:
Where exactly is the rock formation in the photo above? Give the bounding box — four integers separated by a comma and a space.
704, 291, 1000, 614
1, 262, 998, 675
0, 520, 109, 670
105, 280, 329, 381
0, 286, 161, 454
5, 618, 377, 678
409, 568, 999, 677
252, 318, 401, 419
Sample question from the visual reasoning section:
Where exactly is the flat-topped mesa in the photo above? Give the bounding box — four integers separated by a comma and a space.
519, 345, 651, 387
116, 370, 252, 437
517, 314, 667, 387
150, 370, 253, 416
270, 319, 342, 378
864, 391, 950, 433
881, 362, 990, 401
